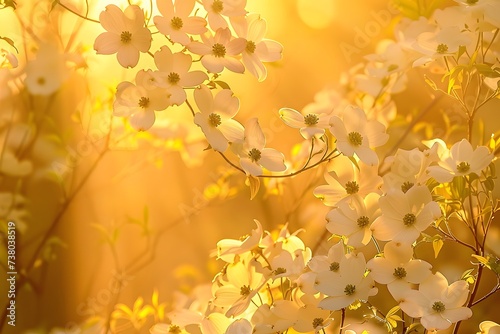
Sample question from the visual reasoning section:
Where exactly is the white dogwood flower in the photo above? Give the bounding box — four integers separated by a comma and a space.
94, 5, 152, 68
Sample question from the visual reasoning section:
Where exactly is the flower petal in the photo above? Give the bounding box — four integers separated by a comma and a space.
260, 148, 286, 172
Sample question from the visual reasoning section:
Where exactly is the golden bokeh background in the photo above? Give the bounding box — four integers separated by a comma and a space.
1, 0, 500, 333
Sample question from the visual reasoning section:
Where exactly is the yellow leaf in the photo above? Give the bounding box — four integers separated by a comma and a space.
471, 254, 490, 266
432, 235, 444, 258
247, 175, 260, 200
386, 305, 400, 317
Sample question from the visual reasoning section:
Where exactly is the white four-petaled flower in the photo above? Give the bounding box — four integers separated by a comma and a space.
94, 5, 152, 68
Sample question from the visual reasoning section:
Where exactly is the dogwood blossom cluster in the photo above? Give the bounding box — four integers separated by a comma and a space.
3, 0, 500, 332
108, 1, 500, 332
94, 0, 283, 133
150, 220, 342, 333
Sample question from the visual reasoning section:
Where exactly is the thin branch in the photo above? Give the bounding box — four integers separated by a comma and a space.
58, 2, 100, 23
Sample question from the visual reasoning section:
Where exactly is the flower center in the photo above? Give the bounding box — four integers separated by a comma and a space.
312, 318, 324, 328
246, 40, 256, 53
212, 43, 226, 58
212, 0, 224, 13
248, 148, 262, 162
436, 43, 448, 54
121, 31, 132, 44
168, 72, 180, 85
357, 216, 370, 228
304, 114, 319, 126
240, 285, 251, 296
138, 97, 150, 108
393, 267, 407, 279
37, 77, 46, 85
171, 16, 183, 30
208, 113, 222, 127
344, 284, 356, 296
456, 161, 471, 173
345, 181, 359, 195
401, 181, 414, 193
274, 267, 287, 275
348, 131, 363, 146
329, 262, 340, 272
169, 325, 181, 334
432, 301, 446, 313
403, 213, 416, 226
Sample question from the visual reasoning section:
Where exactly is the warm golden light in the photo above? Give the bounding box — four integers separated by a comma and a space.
1, 0, 500, 333
296, 0, 337, 29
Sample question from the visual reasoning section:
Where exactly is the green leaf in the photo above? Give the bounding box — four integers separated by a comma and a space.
490, 162, 496, 178
475, 63, 500, 78
484, 176, 495, 191
457, 45, 467, 60
450, 176, 468, 200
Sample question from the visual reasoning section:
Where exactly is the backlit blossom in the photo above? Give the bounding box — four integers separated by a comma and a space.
382, 146, 439, 192
427, 139, 493, 183
154, 46, 208, 105
329, 105, 389, 166
187, 27, 246, 73
356, 40, 411, 95
478, 321, 500, 334
325, 193, 380, 249
217, 219, 263, 262
154, 0, 207, 46
399, 272, 472, 331
231, 118, 286, 176
293, 304, 332, 333
193, 84, 244, 152
251, 302, 297, 334
213, 258, 267, 317
0, 149, 32, 177
113, 70, 171, 131
454, 0, 500, 28
316, 251, 377, 310
201, 0, 247, 30
313, 156, 383, 207
412, 26, 473, 67
367, 241, 432, 300
226, 319, 253, 334
231, 14, 283, 81
371, 185, 441, 244
24, 44, 69, 95
279, 107, 331, 139
271, 247, 311, 281
94, 5, 152, 68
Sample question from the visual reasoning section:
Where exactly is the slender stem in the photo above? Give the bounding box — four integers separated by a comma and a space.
58, 2, 100, 23
185, 99, 196, 117
258, 150, 340, 179
0, 149, 108, 330
435, 226, 476, 252
218, 152, 245, 173
379, 95, 443, 174
452, 265, 484, 334
471, 279, 500, 306
339, 308, 346, 334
